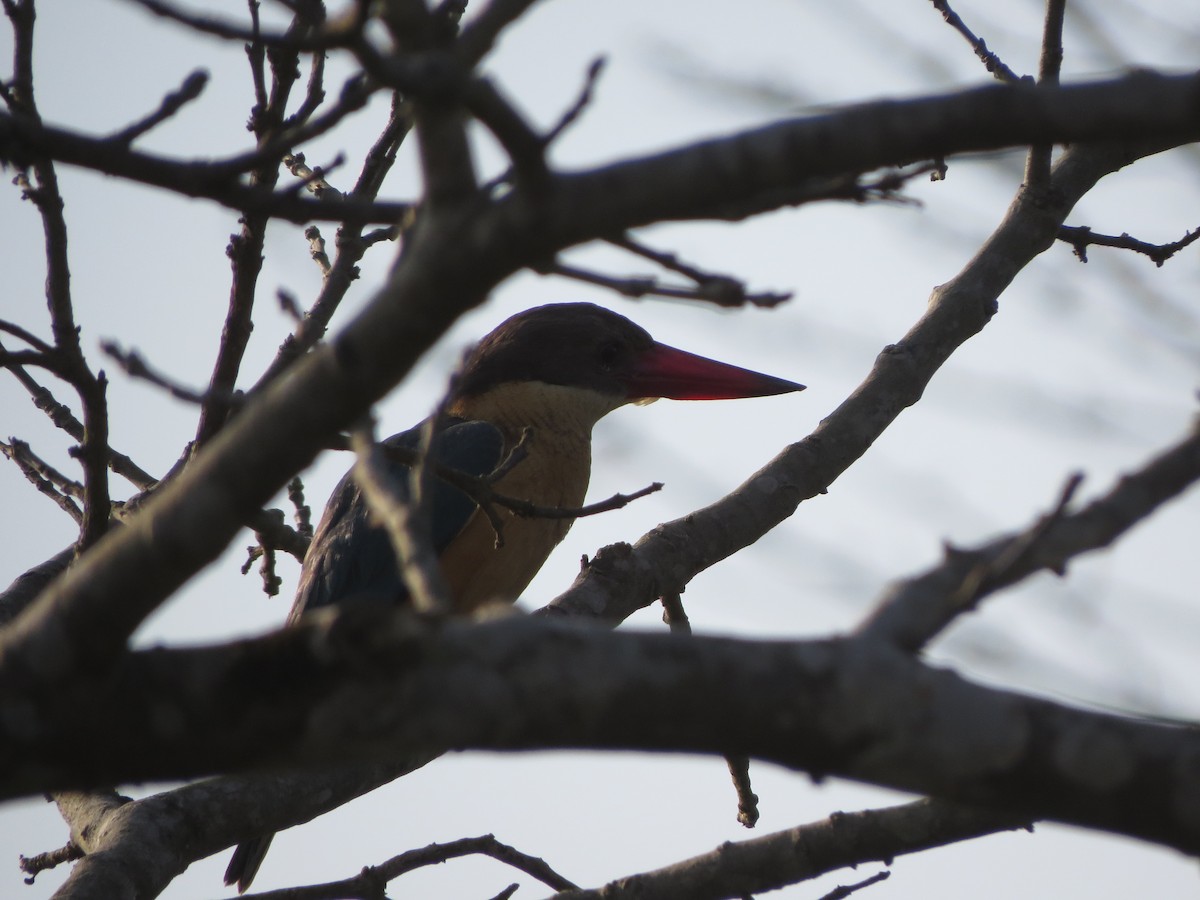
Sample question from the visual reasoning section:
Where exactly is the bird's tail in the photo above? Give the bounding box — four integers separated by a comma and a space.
224, 834, 274, 894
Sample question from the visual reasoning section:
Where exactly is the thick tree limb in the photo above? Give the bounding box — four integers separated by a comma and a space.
49, 758, 437, 900
0, 72, 1197, 221
4, 610, 1200, 855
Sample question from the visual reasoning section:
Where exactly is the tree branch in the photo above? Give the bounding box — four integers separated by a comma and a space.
5, 610, 1200, 855
858, 418, 1200, 649
550, 798, 1027, 900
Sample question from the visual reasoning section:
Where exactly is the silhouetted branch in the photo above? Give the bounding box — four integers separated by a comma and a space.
0, 438, 83, 522
238, 834, 578, 899
101, 340, 216, 406
7, 611, 1199, 854
859, 419, 1200, 650
1058, 223, 1200, 265
927, 0, 1024, 83
106, 69, 208, 145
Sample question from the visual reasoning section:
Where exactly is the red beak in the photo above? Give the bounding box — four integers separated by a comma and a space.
623, 342, 804, 401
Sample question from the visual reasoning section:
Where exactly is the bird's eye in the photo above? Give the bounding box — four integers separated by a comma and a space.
597, 340, 622, 371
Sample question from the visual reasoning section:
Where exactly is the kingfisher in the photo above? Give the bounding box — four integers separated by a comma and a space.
224, 302, 803, 891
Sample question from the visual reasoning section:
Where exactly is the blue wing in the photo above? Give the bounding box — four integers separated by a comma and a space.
288, 418, 504, 620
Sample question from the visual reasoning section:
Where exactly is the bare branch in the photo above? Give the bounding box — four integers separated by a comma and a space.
9, 611, 1198, 853
106, 69, 208, 145
817, 871, 891, 900
125, 0, 343, 49
237, 834, 578, 899
0, 438, 83, 522
0, 317, 54, 353
1024, 0, 1068, 188
662, 592, 760, 829
0, 110, 412, 222
2, 346, 156, 489
544, 57, 606, 146
927, 0, 1025, 83
607, 232, 792, 309
252, 92, 414, 397
101, 340, 219, 406
858, 420, 1200, 651
1058, 223, 1200, 265
4, 0, 112, 553
193, 3, 320, 452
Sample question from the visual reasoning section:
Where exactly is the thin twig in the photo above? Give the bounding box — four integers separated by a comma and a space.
816, 870, 891, 900
1, 342, 156, 489
662, 592, 761, 828
0, 317, 55, 353
106, 69, 208, 145
195, 0, 297, 449
0, 111, 412, 221
6, 0, 112, 552
126, 0, 370, 51
497, 482, 663, 522
859, 417, 1200, 652
101, 340, 232, 407
372, 834, 578, 893
1058, 224, 1200, 265
481, 57, 606, 196
249, 90, 413, 417
606, 232, 793, 309
543, 259, 792, 308
543, 57, 606, 146
1, 438, 83, 522
9, 438, 82, 497
245, 0, 268, 117
286, 23, 328, 128
375, 432, 662, 524
949, 471, 1085, 613
351, 419, 453, 615
927, 0, 1025, 83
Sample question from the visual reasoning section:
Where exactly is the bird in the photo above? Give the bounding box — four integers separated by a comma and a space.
224, 302, 803, 891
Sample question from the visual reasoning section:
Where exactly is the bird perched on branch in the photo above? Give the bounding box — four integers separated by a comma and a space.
224, 301, 803, 892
